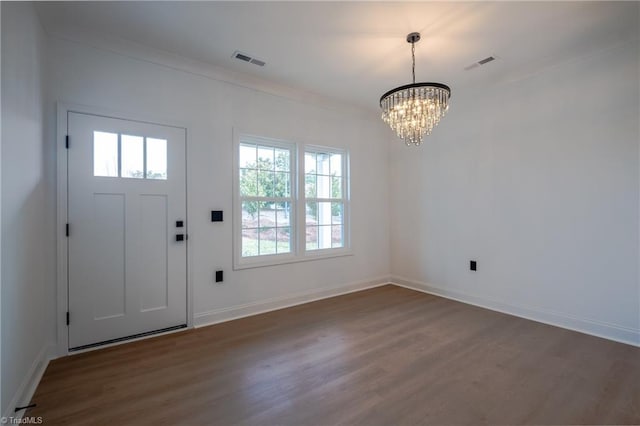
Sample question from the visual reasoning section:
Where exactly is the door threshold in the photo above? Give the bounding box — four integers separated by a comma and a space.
69, 324, 188, 352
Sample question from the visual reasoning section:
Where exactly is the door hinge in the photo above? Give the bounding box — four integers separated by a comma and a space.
65, 223, 69, 237
66, 312, 70, 326
65, 135, 69, 149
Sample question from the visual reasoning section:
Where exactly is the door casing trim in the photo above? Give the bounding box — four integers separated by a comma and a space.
56, 102, 193, 357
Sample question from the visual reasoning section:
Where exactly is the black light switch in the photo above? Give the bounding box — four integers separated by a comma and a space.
211, 210, 223, 222
176, 234, 185, 242
215, 270, 223, 282
470, 260, 477, 271
176, 220, 184, 228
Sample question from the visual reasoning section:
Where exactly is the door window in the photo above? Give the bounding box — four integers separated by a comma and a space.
93, 131, 167, 180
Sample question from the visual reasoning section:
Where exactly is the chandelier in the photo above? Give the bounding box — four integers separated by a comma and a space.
380, 32, 451, 146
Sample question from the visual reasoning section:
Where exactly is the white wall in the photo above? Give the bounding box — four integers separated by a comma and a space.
390, 38, 640, 345
1, 2, 55, 416
47, 35, 390, 328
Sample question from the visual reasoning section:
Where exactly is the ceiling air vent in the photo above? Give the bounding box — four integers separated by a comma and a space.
233, 51, 266, 67
464, 55, 498, 71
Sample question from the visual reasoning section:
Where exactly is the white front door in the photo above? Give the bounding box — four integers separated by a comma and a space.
67, 112, 187, 350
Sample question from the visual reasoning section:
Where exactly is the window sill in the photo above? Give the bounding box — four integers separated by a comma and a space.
233, 248, 353, 271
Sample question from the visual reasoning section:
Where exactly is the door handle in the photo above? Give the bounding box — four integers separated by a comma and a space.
176, 234, 185, 242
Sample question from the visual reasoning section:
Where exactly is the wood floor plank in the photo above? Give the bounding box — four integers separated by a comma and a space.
28, 285, 640, 425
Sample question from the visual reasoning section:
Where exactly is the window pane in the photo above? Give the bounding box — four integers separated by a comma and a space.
275, 149, 290, 171
276, 202, 290, 227
274, 172, 290, 197
317, 175, 331, 198
305, 174, 316, 198
317, 153, 331, 175
331, 176, 342, 199
259, 228, 276, 255
239, 144, 257, 168
306, 202, 318, 226
318, 225, 332, 249
330, 153, 342, 177
331, 202, 343, 224
93, 131, 118, 177
317, 202, 332, 225
258, 204, 275, 228
242, 233, 259, 257
239, 169, 258, 196
306, 226, 318, 250
257, 146, 274, 170
305, 152, 316, 174
146, 137, 167, 180
121, 135, 144, 178
332, 225, 343, 248
257, 171, 275, 197
276, 227, 291, 254
242, 201, 259, 228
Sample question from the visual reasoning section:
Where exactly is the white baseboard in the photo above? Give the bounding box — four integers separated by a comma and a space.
3, 343, 55, 421
194, 276, 392, 328
390, 275, 640, 348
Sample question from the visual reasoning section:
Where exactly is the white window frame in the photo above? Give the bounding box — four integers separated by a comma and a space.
233, 133, 351, 270
233, 134, 298, 269
301, 145, 351, 257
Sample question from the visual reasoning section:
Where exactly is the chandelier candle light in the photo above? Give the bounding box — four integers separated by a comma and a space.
380, 32, 451, 146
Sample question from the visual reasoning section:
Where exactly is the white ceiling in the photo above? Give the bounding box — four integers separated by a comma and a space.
36, 1, 639, 111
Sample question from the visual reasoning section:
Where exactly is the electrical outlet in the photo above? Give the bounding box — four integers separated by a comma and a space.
470, 260, 477, 271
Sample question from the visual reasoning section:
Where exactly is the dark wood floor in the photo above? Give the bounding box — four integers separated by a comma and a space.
30, 285, 639, 425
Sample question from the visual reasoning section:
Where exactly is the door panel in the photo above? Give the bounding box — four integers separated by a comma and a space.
91, 192, 126, 320
139, 194, 169, 312
67, 112, 187, 349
